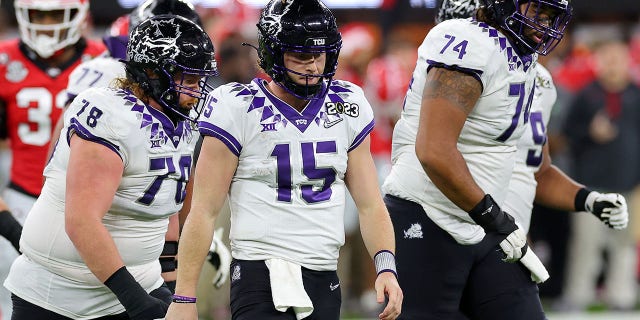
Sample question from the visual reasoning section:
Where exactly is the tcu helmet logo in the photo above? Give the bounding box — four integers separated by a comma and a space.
312, 38, 325, 46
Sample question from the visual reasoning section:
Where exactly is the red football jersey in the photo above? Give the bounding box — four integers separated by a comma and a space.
0, 39, 105, 196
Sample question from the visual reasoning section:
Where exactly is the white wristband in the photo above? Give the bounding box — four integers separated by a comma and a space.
374, 250, 397, 278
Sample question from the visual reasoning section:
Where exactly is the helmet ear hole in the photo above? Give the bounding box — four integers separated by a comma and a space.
164, 62, 177, 75
163, 92, 177, 102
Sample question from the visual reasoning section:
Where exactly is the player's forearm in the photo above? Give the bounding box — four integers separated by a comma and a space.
174, 207, 217, 297
419, 147, 485, 212
0, 210, 21, 252
359, 203, 396, 258
534, 164, 582, 211
66, 216, 125, 282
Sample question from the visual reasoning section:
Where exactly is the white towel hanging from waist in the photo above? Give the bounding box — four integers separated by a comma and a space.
265, 258, 314, 320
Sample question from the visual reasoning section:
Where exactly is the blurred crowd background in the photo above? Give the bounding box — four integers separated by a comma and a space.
1, 0, 640, 319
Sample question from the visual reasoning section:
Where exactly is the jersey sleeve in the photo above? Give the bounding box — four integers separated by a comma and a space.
197, 84, 244, 157
342, 83, 375, 152
422, 19, 496, 86
65, 88, 132, 162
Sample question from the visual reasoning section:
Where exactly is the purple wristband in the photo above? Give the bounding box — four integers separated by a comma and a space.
172, 294, 197, 303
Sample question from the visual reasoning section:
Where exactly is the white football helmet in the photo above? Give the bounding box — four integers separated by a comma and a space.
14, 0, 89, 58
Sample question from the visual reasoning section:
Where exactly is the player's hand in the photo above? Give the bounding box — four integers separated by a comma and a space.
374, 271, 402, 320
208, 227, 231, 288
585, 192, 629, 230
165, 302, 198, 320
499, 227, 528, 263
149, 284, 173, 305
467, 195, 528, 263
126, 294, 169, 320
105, 267, 169, 320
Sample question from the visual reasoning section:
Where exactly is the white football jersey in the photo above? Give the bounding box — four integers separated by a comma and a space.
199, 78, 375, 271
382, 18, 538, 244
66, 53, 126, 101
5, 87, 198, 318
503, 64, 557, 233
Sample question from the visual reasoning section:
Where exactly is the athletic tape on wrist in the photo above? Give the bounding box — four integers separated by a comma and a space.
374, 250, 397, 278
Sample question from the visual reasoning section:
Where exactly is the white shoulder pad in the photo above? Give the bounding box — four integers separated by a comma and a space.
327, 80, 375, 151
67, 57, 126, 99
198, 82, 255, 156
422, 19, 499, 78
65, 88, 135, 160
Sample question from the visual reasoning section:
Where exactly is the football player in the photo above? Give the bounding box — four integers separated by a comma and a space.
432, 0, 629, 318
46, 0, 231, 294
166, 1, 402, 320
3, 15, 217, 319
381, 0, 572, 319
0, 0, 104, 316
435, 0, 628, 253
504, 45, 629, 235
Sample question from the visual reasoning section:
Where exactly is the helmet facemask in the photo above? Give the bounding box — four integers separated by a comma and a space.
259, 29, 341, 100
155, 59, 217, 122
15, 0, 88, 58
482, 0, 572, 56
506, 0, 572, 55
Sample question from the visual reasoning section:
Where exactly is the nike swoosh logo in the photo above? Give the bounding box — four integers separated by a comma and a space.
323, 118, 343, 128
481, 205, 493, 216
329, 282, 340, 291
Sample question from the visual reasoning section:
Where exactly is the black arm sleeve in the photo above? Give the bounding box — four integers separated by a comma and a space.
0, 210, 22, 253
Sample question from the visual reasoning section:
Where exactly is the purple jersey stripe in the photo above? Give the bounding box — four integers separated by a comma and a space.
67, 118, 123, 161
198, 121, 242, 157
349, 119, 375, 152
